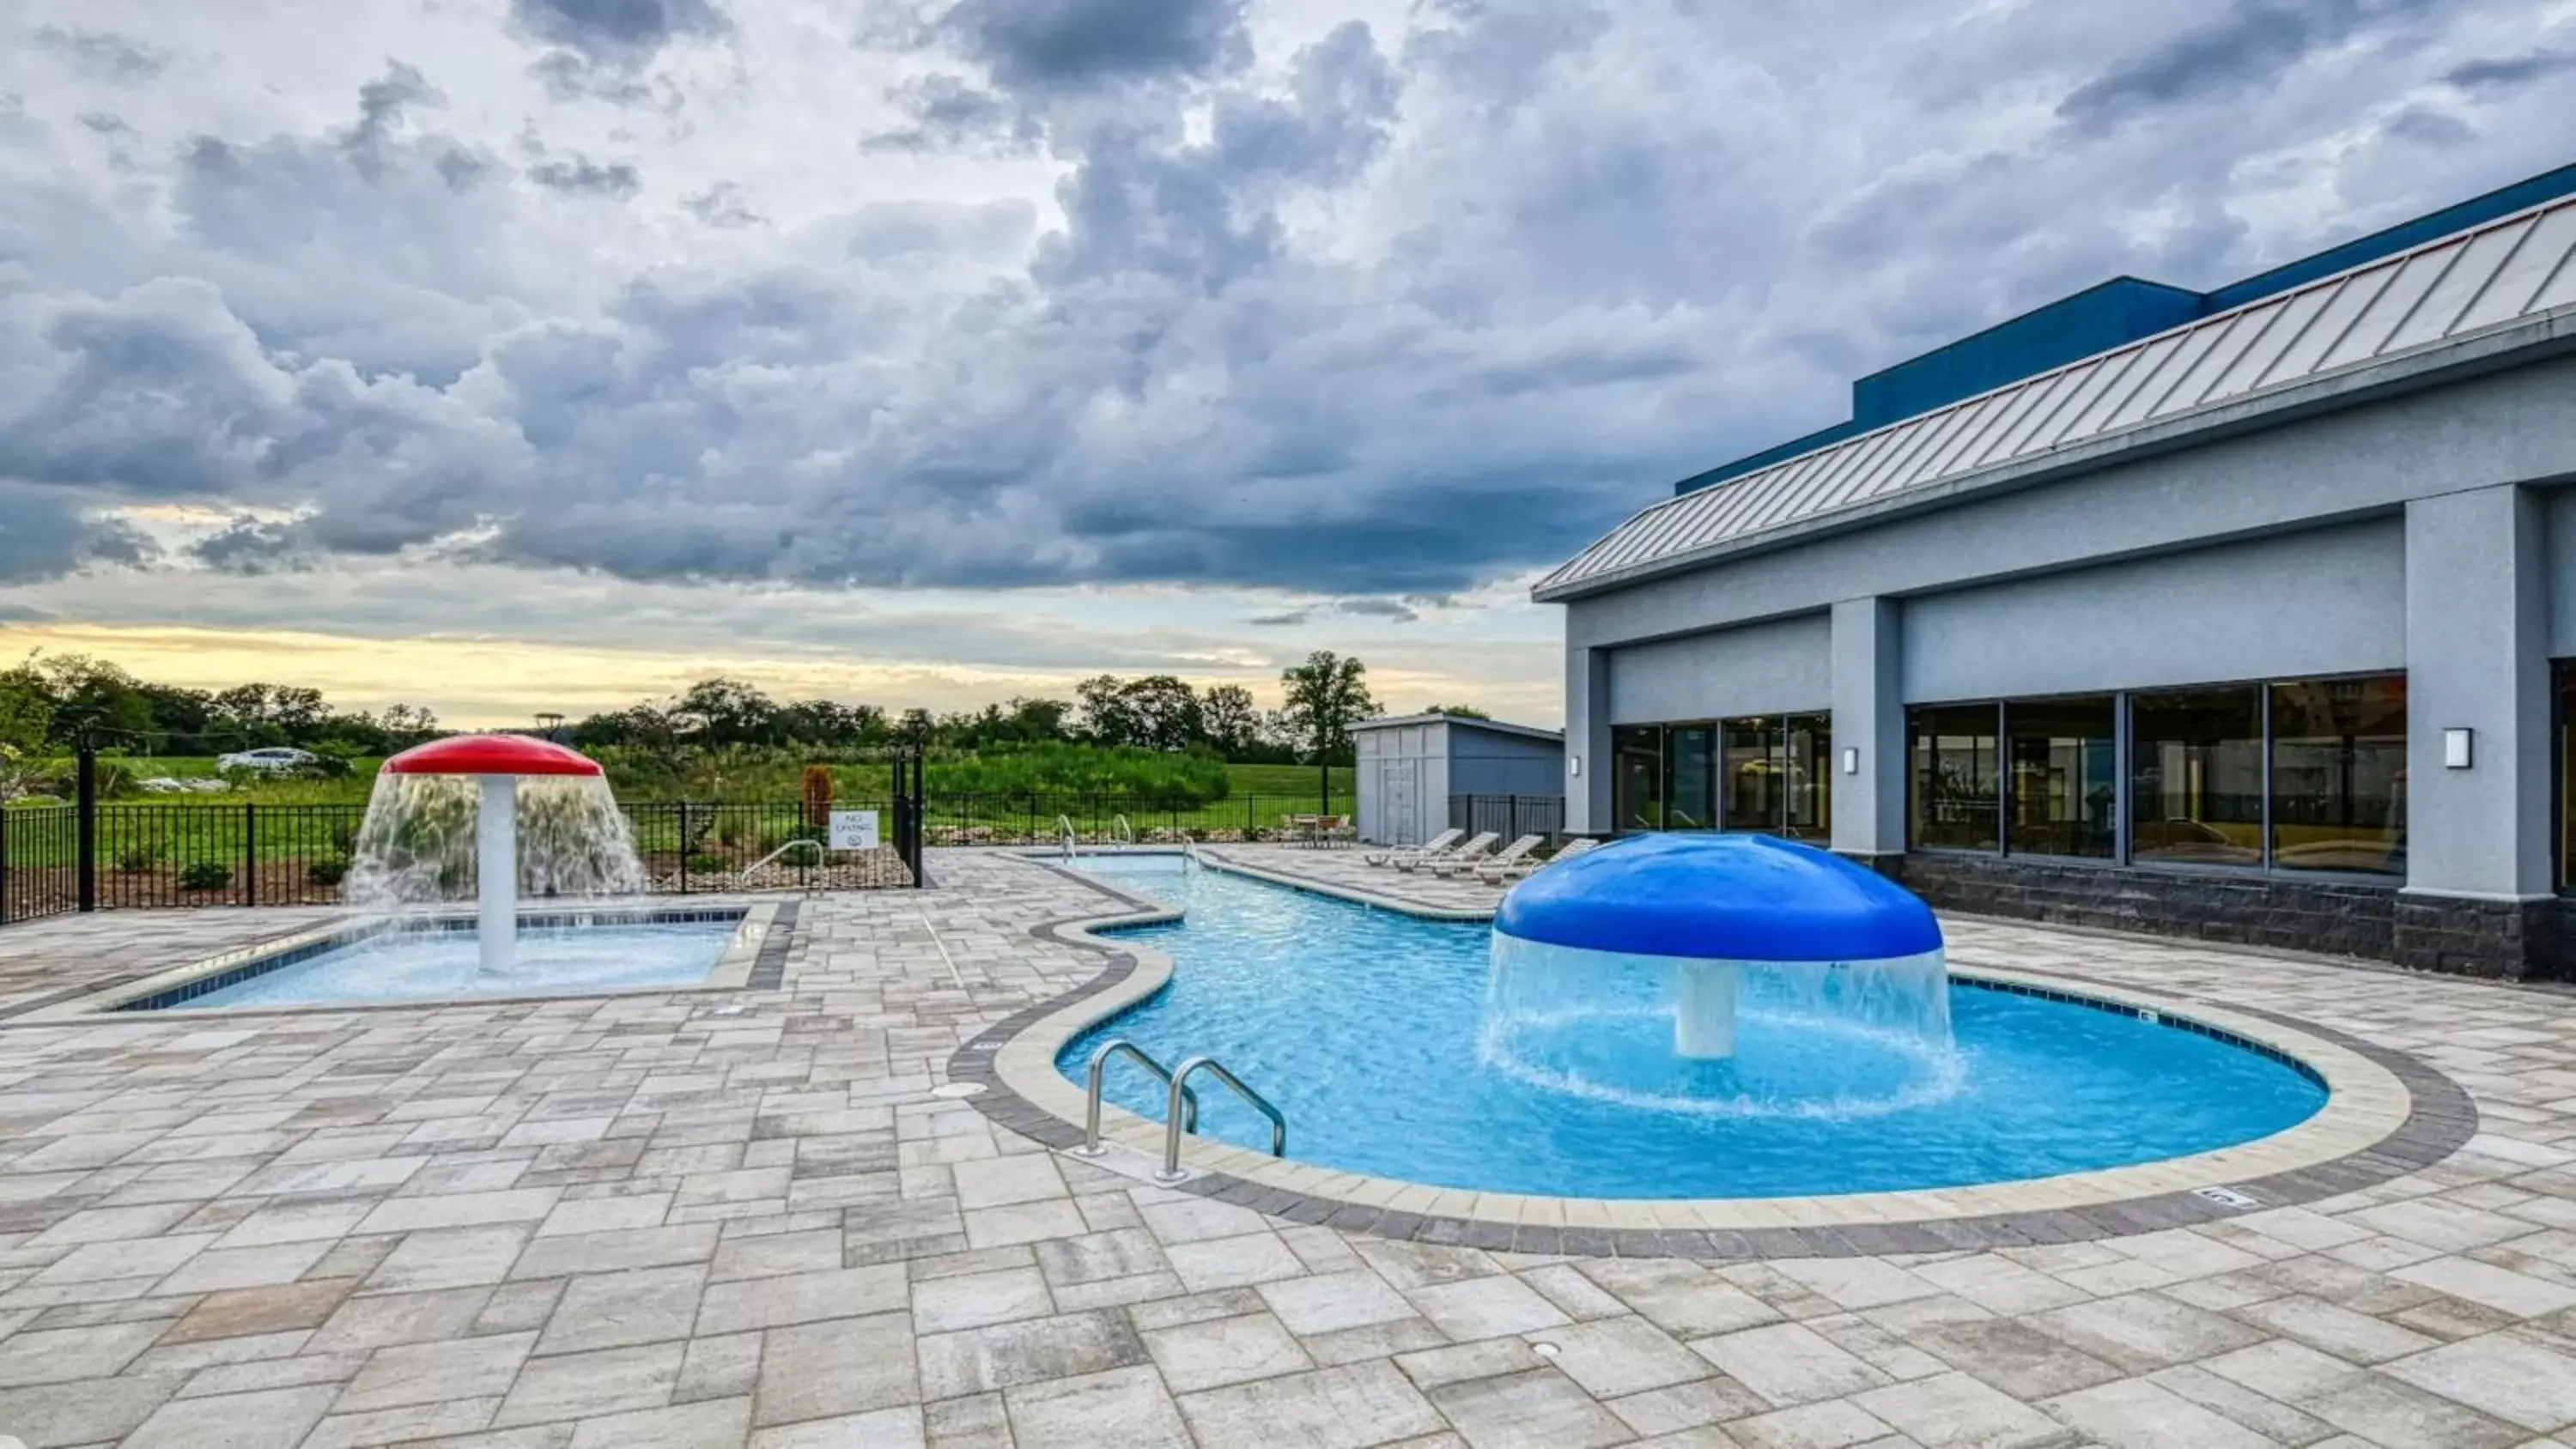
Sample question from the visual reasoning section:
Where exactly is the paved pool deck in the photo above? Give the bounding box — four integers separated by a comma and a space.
0, 847, 2567, 1448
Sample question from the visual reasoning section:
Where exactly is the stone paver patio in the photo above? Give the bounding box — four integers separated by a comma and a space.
0, 847, 2569, 1447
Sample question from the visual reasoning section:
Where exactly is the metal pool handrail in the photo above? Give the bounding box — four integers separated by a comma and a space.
1057, 815, 1078, 860
1160, 1055, 1285, 1183
1072, 1039, 1200, 1157
1113, 814, 1135, 844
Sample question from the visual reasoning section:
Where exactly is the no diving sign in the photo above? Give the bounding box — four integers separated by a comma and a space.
828, 809, 881, 852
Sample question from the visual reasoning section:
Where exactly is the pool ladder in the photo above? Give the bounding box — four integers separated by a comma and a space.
1071, 1037, 1287, 1184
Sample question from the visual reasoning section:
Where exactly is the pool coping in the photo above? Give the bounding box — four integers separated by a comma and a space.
15, 899, 789, 1022
950, 852, 2476, 1258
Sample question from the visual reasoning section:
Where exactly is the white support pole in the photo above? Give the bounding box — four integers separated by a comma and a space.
477, 774, 517, 973
1673, 961, 1738, 1059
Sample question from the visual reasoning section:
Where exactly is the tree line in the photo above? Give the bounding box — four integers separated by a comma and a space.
571, 652, 1386, 765
0, 654, 440, 759
3, 648, 1444, 768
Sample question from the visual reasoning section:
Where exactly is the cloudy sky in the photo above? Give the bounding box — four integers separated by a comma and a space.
1, 0, 2570, 727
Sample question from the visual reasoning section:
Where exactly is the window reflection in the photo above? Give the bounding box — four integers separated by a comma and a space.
2269, 676, 2405, 876
1783, 713, 1832, 843
2006, 696, 2117, 858
1613, 726, 1663, 831
2129, 688, 2263, 865
1665, 727, 1716, 830
1910, 705, 2001, 851
1722, 718, 1783, 832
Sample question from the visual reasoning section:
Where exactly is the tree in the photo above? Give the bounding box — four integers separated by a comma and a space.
38, 654, 153, 746
1201, 684, 1260, 757
1121, 676, 1204, 752
1279, 652, 1377, 763
0, 660, 53, 757
1422, 703, 1491, 719
672, 677, 783, 746
1076, 675, 1139, 748
1003, 696, 1072, 743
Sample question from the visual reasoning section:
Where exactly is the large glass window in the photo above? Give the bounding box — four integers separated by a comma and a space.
1665, 726, 1716, 830
1613, 726, 1663, 831
1910, 705, 2001, 851
2270, 676, 2406, 876
1722, 718, 1783, 832
2006, 696, 2117, 858
2129, 688, 2263, 866
1783, 713, 1832, 843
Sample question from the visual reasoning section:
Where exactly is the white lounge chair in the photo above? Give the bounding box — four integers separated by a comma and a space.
1365, 828, 1461, 869
1481, 834, 1600, 882
1397, 830, 1495, 873
1455, 834, 1543, 881
1414, 832, 1501, 876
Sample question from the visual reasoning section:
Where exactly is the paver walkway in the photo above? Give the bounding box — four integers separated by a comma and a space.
0, 848, 2567, 1447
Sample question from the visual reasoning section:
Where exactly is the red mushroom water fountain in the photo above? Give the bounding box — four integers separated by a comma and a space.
380, 734, 614, 974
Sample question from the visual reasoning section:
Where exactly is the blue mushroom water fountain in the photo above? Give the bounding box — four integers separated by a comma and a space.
1484, 834, 1957, 1115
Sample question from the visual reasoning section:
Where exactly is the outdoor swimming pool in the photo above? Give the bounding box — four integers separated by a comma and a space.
1060, 853, 2329, 1199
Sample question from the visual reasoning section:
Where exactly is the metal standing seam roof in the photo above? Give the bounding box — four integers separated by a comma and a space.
1536, 194, 2576, 601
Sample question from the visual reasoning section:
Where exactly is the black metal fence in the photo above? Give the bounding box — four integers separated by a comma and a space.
0, 780, 1366, 924
921, 792, 1355, 847
0, 806, 77, 926
1449, 793, 1567, 846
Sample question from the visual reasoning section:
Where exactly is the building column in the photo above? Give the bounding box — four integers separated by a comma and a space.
1563, 645, 1613, 835
1830, 597, 1906, 859
2397, 484, 2558, 978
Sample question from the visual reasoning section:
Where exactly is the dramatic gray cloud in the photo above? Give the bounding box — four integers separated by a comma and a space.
926, 0, 1252, 93
29, 27, 169, 84
2057, 0, 2444, 133
1, 0, 2570, 622
512, 0, 728, 99
2447, 49, 2576, 92
528, 155, 644, 197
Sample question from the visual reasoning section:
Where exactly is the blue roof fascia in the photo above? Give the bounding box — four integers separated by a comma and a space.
2201, 161, 2576, 313
1671, 161, 2576, 500
1672, 420, 1862, 496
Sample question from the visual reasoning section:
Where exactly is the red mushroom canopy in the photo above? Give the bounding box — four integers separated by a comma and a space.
382, 734, 605, 778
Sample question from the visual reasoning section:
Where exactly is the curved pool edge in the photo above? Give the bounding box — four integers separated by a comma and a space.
949, 854, 2477, 1258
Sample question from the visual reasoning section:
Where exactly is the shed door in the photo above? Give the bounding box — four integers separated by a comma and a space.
1380, 760, 1419, 845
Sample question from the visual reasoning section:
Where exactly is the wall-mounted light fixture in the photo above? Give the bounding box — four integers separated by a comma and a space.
1842, 747, 1861, 776
2443, 728, 2474, 770
1568, 755, 1583, 778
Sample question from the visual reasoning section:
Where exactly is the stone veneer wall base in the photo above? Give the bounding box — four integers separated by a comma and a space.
1862, 852, 2573, 982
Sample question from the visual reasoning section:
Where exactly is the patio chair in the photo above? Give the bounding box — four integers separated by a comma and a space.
1444, 834, 1540, 880
1479, 834, 1599, 883
1401, 828, 1504, 875
1365, 828, 1461, 869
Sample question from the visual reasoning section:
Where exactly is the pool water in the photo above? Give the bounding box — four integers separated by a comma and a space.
173, 919, 740, 1009
1060, 854, 2328, 1199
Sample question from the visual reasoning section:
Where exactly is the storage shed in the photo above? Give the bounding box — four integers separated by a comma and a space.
1352, 714, 1565, 846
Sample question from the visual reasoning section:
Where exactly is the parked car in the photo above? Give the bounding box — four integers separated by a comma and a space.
216, 747, 321, 774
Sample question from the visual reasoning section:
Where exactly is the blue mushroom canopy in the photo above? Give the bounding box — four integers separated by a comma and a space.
1496, 833, 1941, 962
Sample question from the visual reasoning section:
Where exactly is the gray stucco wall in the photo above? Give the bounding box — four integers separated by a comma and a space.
1564, 353, 2576, 654
1899, 518, 2406, 703
1607, 614, 1830, 723
1449, 729, 1565, 797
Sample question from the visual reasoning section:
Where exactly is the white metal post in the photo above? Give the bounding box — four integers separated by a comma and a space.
477, 774, 516, 973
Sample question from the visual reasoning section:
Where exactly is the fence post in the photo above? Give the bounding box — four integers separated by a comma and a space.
677, 803, 691, 894
1, 803, 10, 926
242, 803, 257, 908
75, 743, 96, 913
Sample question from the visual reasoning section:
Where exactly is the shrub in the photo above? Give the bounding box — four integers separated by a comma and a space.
682, 852, 732, 876
926, 742, 1230, 807
179, 861, 234, 891
115, 841, 163, 873
308, 856, 349, 888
